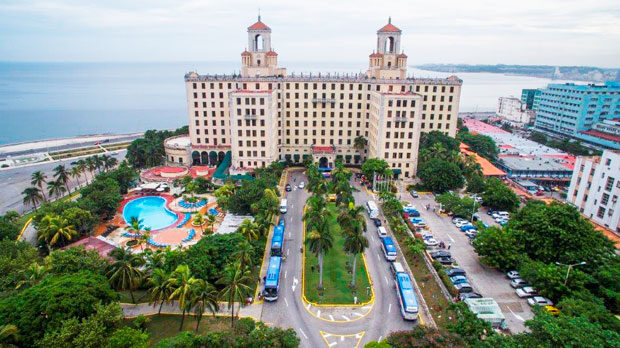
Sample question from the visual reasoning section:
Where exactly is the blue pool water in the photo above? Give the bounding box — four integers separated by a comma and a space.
123, 196, 178, 231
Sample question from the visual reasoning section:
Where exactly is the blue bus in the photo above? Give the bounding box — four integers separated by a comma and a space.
271, 224, 285, 256
395, 272, 419, 320
263, 256, 282, 301
381, 236, 397, 261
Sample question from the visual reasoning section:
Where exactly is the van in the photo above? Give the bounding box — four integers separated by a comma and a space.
390, 262, 405, 278
280, 199, 287, 214
377, 226, 387, 237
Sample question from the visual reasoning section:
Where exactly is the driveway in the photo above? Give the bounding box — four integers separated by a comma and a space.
399, 190, 533, 333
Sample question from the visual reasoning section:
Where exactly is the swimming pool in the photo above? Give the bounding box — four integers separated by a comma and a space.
123, 196, 178, 231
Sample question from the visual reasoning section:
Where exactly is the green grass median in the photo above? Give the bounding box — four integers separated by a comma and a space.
303, 204, 372, 305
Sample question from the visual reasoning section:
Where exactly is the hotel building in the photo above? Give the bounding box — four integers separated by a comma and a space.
165, 17, 462, 179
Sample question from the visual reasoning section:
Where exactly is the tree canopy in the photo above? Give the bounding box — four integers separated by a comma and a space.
481, 178, 520, 212
418, 158, 464, 193
126, 127, 188, 168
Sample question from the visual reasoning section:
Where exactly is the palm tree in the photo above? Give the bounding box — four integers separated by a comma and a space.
148, 268, 173, 315
304, 195, 326, 230
75, 159, 87, 184
189, 279, 219, 332
168, 265, 200, 331
22, 187, 43, 211
343, 224, 368, 287
15, 262, 46, 290
193, 214, 206, 235
85, 156, 96, 180
237, 219, 259, 242
139, 228, 152, 251
232, 241, 254, 275
30, 170, 47, 202
93, 155, 104, 173
206, 214, 217, 235
0, 324, 18, 347
353, 135, 368, 153
337, 205, 366, 232
53, 165, 70, 194
305, 216, 333, 289
70, 166, 82, 189
144, 249, 166, 272
37, 214, 77, 248
46, 180, 66, 200
217, 261, 253, 327
107, 247, 144, 304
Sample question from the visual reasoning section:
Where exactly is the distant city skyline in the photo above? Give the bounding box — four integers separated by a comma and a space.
0, 0, 619, 68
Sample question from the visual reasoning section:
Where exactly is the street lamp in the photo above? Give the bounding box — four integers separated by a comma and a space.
555, 261, 586, 286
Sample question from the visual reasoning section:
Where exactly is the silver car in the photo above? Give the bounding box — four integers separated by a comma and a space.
527, 296, 553, 307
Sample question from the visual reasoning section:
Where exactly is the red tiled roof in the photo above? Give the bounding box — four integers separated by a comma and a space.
580, 130, 620, 143
266, 50, 278, 56
248, 20, 270, 31
241, 50, 250, 56
397, 53, 407, 58
369, 52, 383, 58
378, 22, 401, 32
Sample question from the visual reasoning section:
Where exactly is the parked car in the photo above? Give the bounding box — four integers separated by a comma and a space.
516, 287, 537, 298
445, 268, 466, 277
430, 250, 451, 259
298, 181, 305, 189
328, 194, 337, 202
510, 278, 529, 288
450, 275, 468, 284
459, 292, 482, 301
545, 305, 560, 316
372, 218, 382, 227
410, 190, 419, 198
452, 217, 467, 224
408, 210, 420, 217
472, 213, 482, 221
437, 256, 455, 264
403, 204, 416, 211
285, 184, 292, 192
421, 234, 434, 240
455, 283, 473, 294
487, 209, 497, 216
506, 270, 520, 279
424, 238, 440, 247
460, 224, 476, 232
474, 196, 483, 204
456, 221, 471, 228
527, 296, 553, 307
464, 230, 478, 239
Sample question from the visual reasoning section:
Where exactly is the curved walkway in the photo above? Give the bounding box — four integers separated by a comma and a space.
120, 301, 262, 321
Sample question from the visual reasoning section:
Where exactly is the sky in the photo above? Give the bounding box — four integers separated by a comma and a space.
0, 0, 619, 67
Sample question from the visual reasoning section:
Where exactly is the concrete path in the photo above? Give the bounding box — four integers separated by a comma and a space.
121, 300, 264, 321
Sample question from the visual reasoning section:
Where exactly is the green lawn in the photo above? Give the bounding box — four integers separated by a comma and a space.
124, 315, 232, 346
304, 203, 372, 304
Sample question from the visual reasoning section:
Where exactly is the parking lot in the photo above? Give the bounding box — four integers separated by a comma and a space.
399, 187, 533, 333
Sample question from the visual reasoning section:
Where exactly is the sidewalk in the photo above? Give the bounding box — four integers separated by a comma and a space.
121, 300, 263, 321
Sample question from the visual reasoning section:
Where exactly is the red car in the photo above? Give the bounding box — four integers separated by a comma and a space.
535, 190, 545, 196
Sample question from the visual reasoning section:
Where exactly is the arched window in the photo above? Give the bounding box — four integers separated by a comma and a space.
254, 34, 264, 51
385, 36, 395, 53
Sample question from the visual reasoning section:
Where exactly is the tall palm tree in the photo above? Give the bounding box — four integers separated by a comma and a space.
337, 205, 366, 232
217, 261, 253, 327
144, 249, 166, 272
37, 214, 77, 248
232, 241, 254, 275
168, 265, 200, 331
93, 155, 104, 173
206, 214, 217, 235
343, 224, 368, 287
353, 135, 368, 153
107, 247, 144, 303
193, 214, 205, 234
237, 219, 259, 242
148, 268, 173, 315
70, 166, 82, 189
53, 165, 70, 194
15, 262, 47, 290
138, 228, 152, 251
75, 159, 87, 184
46, 180, 66, 200
189, 279, 219, 332
22, 187, 43, 211
85, 156, 96, 180
30, 171, 47, 202
305, 216, 333, 289
0, 324, 18, 347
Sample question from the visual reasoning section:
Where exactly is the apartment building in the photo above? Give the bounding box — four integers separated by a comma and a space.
497, 97, 532, 126
567, 150, 620, 232
168, 16, 462, 179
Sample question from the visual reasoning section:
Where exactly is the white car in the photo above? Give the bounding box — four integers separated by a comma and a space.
474, 196, 483, 204
510, 278, 529, 288
298, 181, 305, 189
506, 270, 520, 279
404, 204, 416, 211
527, 296, 553, 307
455, 221, 471, 228
413, 221, 427, 228
452, 217, 466, 224
516, 287, 537, 298
424, 238, 440, 247
495, 216, 508, 223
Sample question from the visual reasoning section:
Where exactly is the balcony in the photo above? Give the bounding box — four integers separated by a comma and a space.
312, 98, 336, 104
244, 114, 257, 120
395, 117, 407, 122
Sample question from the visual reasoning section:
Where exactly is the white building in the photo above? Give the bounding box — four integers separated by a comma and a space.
567, 150, 620, 232
497, 97, 531, 126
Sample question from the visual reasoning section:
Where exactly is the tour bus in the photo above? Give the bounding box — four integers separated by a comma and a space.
271, 224, 285, 256
381, 236, 398, 261
263, 256, 282, 301
366, 200, 379, 219
395, 272, 419, 320
280, 199, 287, 214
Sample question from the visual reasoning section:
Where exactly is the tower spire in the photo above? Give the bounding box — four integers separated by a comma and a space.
258, 8, 261, 22
388, 16, 391, 24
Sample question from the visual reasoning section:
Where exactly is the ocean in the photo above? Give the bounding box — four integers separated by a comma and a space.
0, 62, 574, 145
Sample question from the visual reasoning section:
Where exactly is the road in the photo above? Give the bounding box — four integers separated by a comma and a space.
398, 191, 533, 333
260, 170, 417, 347
0, 150, 127, 215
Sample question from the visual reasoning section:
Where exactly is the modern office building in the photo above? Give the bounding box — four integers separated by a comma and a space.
165, 17, 462, 179
521, 88, 541, 110
497, 97, 532, 126
567, 150, 620, 232
533, 81, 620, 149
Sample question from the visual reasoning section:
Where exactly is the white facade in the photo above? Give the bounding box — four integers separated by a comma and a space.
497, 97, 531, 126
567, 150, 620, 232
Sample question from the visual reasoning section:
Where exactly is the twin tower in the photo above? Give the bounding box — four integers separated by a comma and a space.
240, 16, 408, 79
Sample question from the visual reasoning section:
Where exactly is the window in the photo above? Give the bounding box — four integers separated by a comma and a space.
602, 193, 610, 205
606, 177, 615, 191
597, 206, 606, 218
